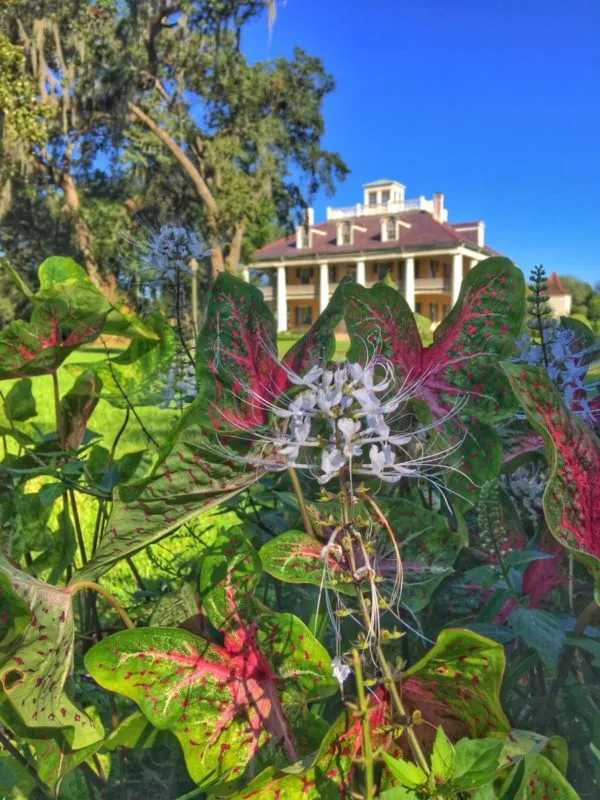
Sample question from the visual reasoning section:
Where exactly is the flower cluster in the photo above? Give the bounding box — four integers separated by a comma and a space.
257, 360, 456, 487
159, 351, 198, 409
514, 326, 598, 424
142, 224, 204, 279
500, 463, 548, 527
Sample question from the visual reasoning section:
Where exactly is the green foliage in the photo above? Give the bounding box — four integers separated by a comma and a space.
0, 254, 593, 799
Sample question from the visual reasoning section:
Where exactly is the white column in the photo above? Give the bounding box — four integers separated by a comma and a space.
404, 257, 415, 311
356, 260, 366, 286
319, 263, 329, 314
277, 266, 287, 333
242, 267, 250, 282
452, 253, 463, 305
468, 257, 478, 271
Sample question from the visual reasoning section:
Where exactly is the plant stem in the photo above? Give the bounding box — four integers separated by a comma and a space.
0, 729, 54, 799
175, 264, 196, 369
353, 649, 375, 800
69, 488, 88, 565
341, 486, 430, 777
67, 580, 135, 630
287, 467, 315, 537
190, 258, 200, 336
52, 369, 63, 447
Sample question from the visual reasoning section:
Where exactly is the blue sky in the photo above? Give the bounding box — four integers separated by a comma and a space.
244, 0, 600, 285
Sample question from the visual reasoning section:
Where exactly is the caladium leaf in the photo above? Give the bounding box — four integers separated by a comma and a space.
502, 363, 600, 596
103, 710, 159, 751
0, 555, 100, 748
73, 423, 261, 582
86, 620, 335, 788
66, 312, 176, 409
401, 628, 510, 752
196, 273, 289, 428
500, 753, 579, 799
259, 530, 356, 597
2, 379, 37, 422
234, 629, 509, 799
282, 279, 349, 377
343, 258, 525, 423
0, 692, 103, 792
59, 370, 102, 451
260, 500, 463, 613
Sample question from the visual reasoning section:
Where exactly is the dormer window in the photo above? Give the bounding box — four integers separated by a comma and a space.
381, 190, 390, 206
386, 217, 396, 241
301, 228, 310, 248
337, 220, 352, 246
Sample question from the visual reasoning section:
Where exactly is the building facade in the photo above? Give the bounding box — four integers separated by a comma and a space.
249, 179, 500, 332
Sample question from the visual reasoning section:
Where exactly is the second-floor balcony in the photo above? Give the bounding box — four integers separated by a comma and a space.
260, 283, 318, 302
415, 277, 451, 293
327, 197, 448, 222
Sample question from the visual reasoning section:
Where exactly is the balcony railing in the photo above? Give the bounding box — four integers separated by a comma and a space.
259, 283, 318, 301
415, 277, 451, 293
326, 197, 448, 222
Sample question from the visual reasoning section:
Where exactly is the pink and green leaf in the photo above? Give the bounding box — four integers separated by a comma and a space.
196, 273, 288, 428
0, 555, 101, 748
500, 753, 579, 799
343, 258, 525, 423
502, 363, 600, 593
59, 370, 102, 451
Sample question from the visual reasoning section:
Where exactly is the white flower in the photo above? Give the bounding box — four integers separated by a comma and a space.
318, 448, 345, 484
144, 224, 204, 277
332, 656, 352, 687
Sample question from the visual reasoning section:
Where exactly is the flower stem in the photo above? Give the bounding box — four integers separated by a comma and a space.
67, 581, 134, 630
352, 648, 376, 799
288, 467, 315, 538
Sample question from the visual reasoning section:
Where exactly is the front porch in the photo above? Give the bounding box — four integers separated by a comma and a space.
252, 251, 480, 332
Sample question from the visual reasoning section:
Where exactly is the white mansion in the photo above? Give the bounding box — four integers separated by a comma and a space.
248, 179, 500, 331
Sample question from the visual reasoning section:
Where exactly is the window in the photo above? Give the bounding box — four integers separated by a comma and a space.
429, 259, 439, 278
386, 217, 396, 241
295, 306, 313, 326
430, 302, 439, 323
377, 263, 392, 280
346, 265, 357, 280
340, 221, 351, 245
368, 191, 377, 207
381, 190, 390, 206
300, 228, 310, 248
415, 302, 422, 314
330, 266, 338, 282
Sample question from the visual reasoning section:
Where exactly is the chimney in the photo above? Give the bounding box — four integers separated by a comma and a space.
477, 221, 485, 247
304, 207, 314, 227
433, 192, 444, 222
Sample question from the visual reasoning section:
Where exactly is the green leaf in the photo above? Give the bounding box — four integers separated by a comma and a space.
379, 788, 419, 799
66, 312, 176, 409
73, 422, 260, 581
502, 362, 600, 598
3, 379, 36, 422
502, 550, 553, 570
507, 607, 566, 668
430, 726, 455, 784
259, 530, 355, 596
450, 737, 504, 791
0, 555, 101, 748
499, 753, 580, 799
103, 711, 158, 751
149, 582, 202, 628
402, 628, 510, 743
381, 751, 427, 789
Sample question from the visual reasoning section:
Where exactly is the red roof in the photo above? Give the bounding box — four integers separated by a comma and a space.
547, 272, 569, 295
255, 211, 498, 261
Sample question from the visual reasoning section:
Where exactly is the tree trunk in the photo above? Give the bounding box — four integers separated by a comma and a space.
128, 102, 232, 277
61, 172, 119, 301
226, 219, 246, 273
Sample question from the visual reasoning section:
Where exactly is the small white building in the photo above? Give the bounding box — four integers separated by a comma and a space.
546, 272, 572, 317
249, 179, 500, 332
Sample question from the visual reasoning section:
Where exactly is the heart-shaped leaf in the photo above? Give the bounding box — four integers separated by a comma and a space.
0, 555, 100, 748
86, 531, 336, 788
502, 362, 600, 596
66, 312, 176, 409
59, 370, 102, 451
500, 753, 579, 798
343, 258, 525, 423
73, 424, 261, 582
